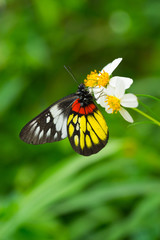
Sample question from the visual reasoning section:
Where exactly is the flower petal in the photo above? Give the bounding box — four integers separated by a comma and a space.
115, 79, 125, 99
92, 86, 104, 99
119, 107, 134, 123
105, 84, 115, 96
97, 95, 106, 107
101, 58, 122, 76
110, 76, 133, 89
105, 107, 113, 114
88, 87, 92, 94
121, 94, 138, 108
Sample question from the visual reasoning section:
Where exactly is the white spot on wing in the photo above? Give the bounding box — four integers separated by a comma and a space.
53, 116, 59, 124
30, 120, 36, 126
46, 128, 51, 138
46, 116, 50, 123
56, 114, 64, 131
30, 123, 37, 132
76, 124, 79, 131
34, 126, 40, 136
61, 117, 67, 139
39, 130, 44, 139
50, 105, 62, 117
54, 132, 58, 139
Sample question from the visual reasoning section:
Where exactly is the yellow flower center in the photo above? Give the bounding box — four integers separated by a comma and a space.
97, 70, 110, 87
84, 70, 98, 87
84, 70, 110, 88
106, 96, 120, 113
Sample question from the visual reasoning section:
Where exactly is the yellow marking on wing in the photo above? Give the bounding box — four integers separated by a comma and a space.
90, 130, 99, 144
73, 115, 78, 124
79, 115, 86, 133
74, 135, 79, 146
86, 135, 92, 148
94, 110, 108, 132
67, 114, 74, 125
87, 115, 106, 141
87, 122, 91, 131
87, 122, 99, 145
68, 123, 74, 137
80, 129, 85, 150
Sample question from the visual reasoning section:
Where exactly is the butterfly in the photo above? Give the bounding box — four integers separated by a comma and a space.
19, 83, 109, 156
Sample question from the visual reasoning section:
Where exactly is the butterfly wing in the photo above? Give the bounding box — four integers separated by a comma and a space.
67, 99, 109, 156
20, 94, 77, 145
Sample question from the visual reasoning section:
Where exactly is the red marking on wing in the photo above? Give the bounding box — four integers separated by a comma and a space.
72, 99, 81, 112
79, 107, 85, 114
72, 99, 96, 115
87, 103, 96, 113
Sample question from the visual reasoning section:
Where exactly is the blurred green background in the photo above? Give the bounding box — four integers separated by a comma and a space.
0, 0, 160, 239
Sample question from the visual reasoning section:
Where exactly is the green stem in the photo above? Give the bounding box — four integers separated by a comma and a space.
132, 108, 160, 127
136, 94, 160, 102
138, 100, 160, 121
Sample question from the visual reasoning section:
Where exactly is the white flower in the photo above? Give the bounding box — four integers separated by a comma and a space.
98, 79, 138, 123
92, 58, 133, 99
100, 58, 133, 89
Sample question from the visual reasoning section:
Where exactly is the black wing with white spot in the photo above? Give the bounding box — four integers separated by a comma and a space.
19, 94, 77, 145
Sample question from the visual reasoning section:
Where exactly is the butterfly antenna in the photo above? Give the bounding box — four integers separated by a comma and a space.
64, 65, 79, 85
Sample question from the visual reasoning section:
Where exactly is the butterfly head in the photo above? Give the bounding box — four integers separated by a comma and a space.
77, 83, 93, 107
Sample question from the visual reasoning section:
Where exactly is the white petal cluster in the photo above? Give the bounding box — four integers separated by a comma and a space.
93, 58, 138, 123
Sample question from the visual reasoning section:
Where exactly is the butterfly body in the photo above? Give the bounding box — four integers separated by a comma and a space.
20, 84, 109, 156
